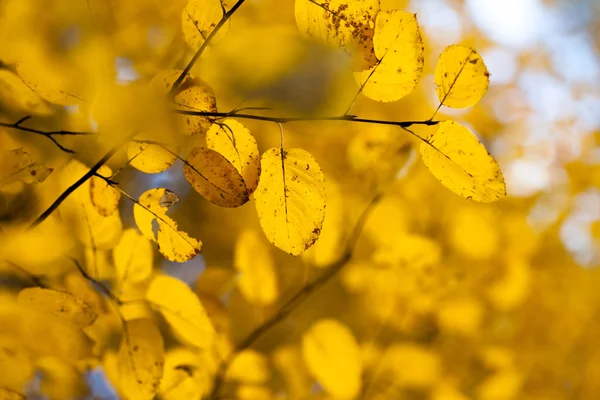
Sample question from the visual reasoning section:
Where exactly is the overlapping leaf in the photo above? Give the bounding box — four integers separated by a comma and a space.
17, 287, 97, 328
0, 148, 52, 188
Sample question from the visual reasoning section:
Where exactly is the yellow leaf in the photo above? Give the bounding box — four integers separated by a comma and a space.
127, 142, 178, 174
254, 148, 326, 255
227, 350, 270, 384
234, 229, 279, 306
420, 121, 506, 202
354, 11, 424, 102
183, 147, 249, 207
90, 165, 121, 217
476, 369, 523, 400
0, 69, 52, 115
383, 344, 441, 388
17, 287, 97, 328
272, 345, 312, 400
195, 266, 237, 298
295, 0, 379, 70
146, 275, 216, 349
181, 0, 228, 51
158, 348, 208, 400
437, 297, 483, 336
113, 228, 154, 284
237, 385, 272, 400
119, 318, 164, 400
434, 45, 490, 108
0, 388, 24, 400
16, 62, 84, 105
38, 357, 87, 400
133, 188, 202, 262
0, 147, 52, 188
302, 319, 362, 400
206, 119, 261, 194
0, 335, 33, 391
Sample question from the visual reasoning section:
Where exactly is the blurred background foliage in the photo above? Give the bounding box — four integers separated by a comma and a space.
1, 0, 600, 399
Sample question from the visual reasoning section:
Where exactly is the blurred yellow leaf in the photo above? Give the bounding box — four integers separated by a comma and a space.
254, 148, 326, 255
295, 0, 379, 70
227, 350, 270, 384
90, 165, 121, 217
0, 147, 52, 188
0, 335, 33, 391
354, 10, 424, 102
434, 45, 489, 108
17, 287, 97, 328
237, 385, 272, 400
302, 319, 362, 400
146, 275, 215, 349
38, 357, 87, 400
0, 69, 52, 115
158, 348, 208, 400
0, 388, 24, 400
234, 229, 279, 306
133, 188, 202, 262
183, 147, 250, 207
16, 61, 84, 105
383, 344, 441, 388
207, 119, 261, 194
420, 121, 506, 202
436, 297, 483, 336
113, 228, 154, 284
119, 318, 164, 400
127, 142, 178, 174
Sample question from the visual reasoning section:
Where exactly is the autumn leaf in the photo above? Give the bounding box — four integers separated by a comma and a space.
0, 147, 52, 188
295, 0, 379, 70
0, 69, 52, 115
133, 188, 202, 262
227, 350, 270, 384
119, 318, 164, 400
434, 45, 490, 108
420, 121, 506, 202
0, 388, 25, 400
113, 228, 154, 284
254, 148, 326, 255
206, 119, 261, 194
354, 10, 424, 102
16, 61, 84, 105
127, 142, 178, 174
302, 319, 362, 400
181, 0, 228, 51
234, 229, 279, 305
183, 147, 249, 207
17, 287, 97, 328
90, 165, 121, 217
146, 275, 216, 349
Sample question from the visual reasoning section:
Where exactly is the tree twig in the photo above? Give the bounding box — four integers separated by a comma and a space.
206, 191, 383, 400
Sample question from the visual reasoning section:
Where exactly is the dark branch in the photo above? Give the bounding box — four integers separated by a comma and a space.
170, 0, 247, 95
69, 257, 122, 306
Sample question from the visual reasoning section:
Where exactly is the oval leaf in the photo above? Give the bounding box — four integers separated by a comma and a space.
354, 10, 424, 102
119, 318, 164, 400
16, 62, 83, 105
254, 148, 326, 256
182, 0, 228, 50
133, 188, 202, 262
420, 121, 506, 203
146, 275, 216, 349
183, 147, 249, 207
17, 287, 97, 328
234, 230, 279, 306
127, 142, 178, 174
90, 165, 120, 217
0, 69, 52, 115
302, 319, 362, 400
0, 147, 53, 188
434, 45, 490, 108
113, 228, 154, 284
206, 119, 261, 194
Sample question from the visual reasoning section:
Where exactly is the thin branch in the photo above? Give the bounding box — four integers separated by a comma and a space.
0, 119, 96, 154
69, 257, 122, 306
4, 260, 47, 287
170, 0, 247, 95
27, 129, 139, 230
206, 191, 383, 400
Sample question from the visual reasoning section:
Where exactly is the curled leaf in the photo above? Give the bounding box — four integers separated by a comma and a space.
17, 287, 97, 328
133, 188, 202, 262
420, 121, 506, 202
183, 147, 249, 207
207, 119, 261, 194
146, 275, 215, 349
434, 45, 490, 108
254, 148, 326, 255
